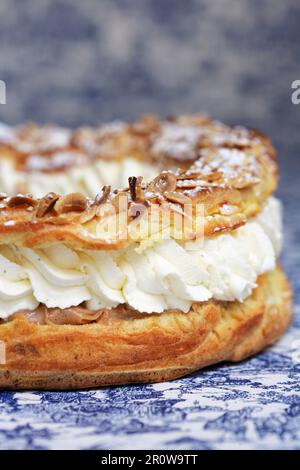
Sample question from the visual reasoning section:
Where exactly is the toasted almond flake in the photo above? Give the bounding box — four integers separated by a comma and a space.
176, 179, 198, 189
94, 186, 111, 205
150, 172, 177, 193
55, 192, 88, 214
164, 191, 192, 205
128, 176, 144, 201
36, 192, 60, 218
7, 195, 37, 208
79, 205, 98, 224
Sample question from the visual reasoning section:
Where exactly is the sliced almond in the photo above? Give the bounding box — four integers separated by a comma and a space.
55, 192, 88, 214
128, 176, 143, 201
201, 171, 223, 182
176, 171, 201, 180
94, 185, 111, 205
36, 192, 60, 217
150, 172, 177, 193
7, 194, 37, 208
79, 186, 112, 223
164, 191, 192, 205
176, 179, 198, 189
79, 205, 98, 224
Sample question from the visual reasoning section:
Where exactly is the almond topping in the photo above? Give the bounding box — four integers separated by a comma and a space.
201, 171, 223, 182
176, 180, 198, 189
79, 186, 112, 223
36, 192, 60, 217
176, 171, 201, 180
55, 192, 88, 214
7, 194, 37, 208
79, 205, 98, 224
164, 191, 192, 205
129, 176, 143, 201
94, 185, 111, 205
150, 172, 177, 192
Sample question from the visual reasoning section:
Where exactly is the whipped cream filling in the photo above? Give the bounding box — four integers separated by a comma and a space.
0, 197, 282, 318
25, 158, 159, 197
0, 157, 158, 197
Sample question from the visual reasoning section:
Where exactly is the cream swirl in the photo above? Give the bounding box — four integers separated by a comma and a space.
0, 157, 159, 198
0, 246, 38, 315
0, 197, 282, 318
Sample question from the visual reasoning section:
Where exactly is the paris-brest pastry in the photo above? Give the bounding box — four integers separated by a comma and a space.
0, 115, 292, 389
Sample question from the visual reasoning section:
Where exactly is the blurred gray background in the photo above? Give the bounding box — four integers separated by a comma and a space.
0, 1, 299, 332
0, 0, 299, 156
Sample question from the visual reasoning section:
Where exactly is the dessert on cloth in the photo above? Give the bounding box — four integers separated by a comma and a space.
0, 115, 292, 389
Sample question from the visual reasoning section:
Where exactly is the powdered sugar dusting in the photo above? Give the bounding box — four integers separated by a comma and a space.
192, 147, 260, 188
151, 123, 204, 160
74, 121, 127, 156
15, 126, 71, 154
0, 115, 271, 196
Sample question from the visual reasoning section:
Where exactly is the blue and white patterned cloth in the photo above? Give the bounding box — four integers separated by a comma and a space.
0, 330, 299, 450
0, 329, 299, 450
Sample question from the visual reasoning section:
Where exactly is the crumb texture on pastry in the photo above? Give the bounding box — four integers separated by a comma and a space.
0, 265, 292, 389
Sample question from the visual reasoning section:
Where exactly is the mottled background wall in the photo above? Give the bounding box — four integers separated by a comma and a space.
0, 0, 299, 155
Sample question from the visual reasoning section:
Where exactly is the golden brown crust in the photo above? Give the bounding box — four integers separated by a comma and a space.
0, 115, 276, 170
0, 265, 292, 389
0, 115, 278, 248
